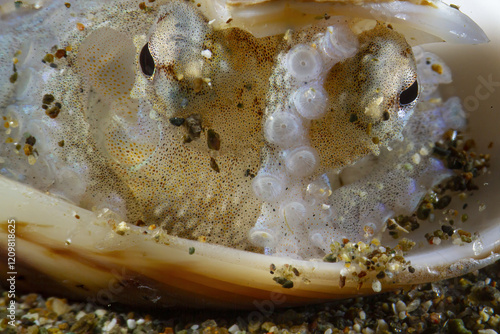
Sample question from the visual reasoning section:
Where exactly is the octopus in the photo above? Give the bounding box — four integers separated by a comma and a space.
0, 0, 499, 308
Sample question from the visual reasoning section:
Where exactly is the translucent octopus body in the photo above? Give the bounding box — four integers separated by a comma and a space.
0, 0, 498, 308
0, 0, 459, 254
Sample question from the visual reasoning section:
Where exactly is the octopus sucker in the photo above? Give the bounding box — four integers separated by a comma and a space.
0, 0, 499, 309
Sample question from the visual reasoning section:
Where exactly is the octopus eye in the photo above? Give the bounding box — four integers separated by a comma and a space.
399, 80, 419, 105
139, 42, 155, 77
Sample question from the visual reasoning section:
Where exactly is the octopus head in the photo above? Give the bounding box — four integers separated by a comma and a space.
321, 24, 419, 156
139, 2, 211, 114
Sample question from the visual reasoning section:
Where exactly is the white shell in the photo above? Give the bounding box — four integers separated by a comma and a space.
0, 0, 498, 309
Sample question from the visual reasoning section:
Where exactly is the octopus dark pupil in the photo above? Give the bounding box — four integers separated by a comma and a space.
139, 42, 155, 76
399, 80, 419, 105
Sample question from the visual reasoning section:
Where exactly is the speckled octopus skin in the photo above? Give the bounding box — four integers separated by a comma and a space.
0, 0, 465, 259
